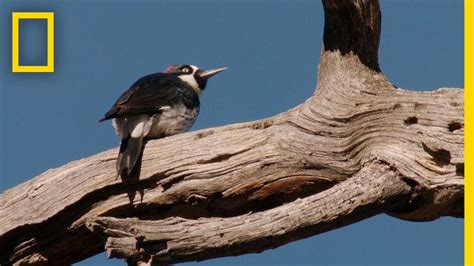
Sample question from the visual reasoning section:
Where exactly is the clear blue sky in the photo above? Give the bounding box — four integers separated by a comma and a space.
0, 0, 463, 265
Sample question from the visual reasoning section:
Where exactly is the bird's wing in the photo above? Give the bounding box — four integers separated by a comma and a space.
99, 74, 199, 122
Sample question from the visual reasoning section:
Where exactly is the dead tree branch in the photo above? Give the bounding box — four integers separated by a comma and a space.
0, 0, 463, 265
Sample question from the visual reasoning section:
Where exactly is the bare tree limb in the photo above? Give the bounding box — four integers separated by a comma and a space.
0, 0, 463, 265
86, 161, 412, 264
322, 0, 381, 71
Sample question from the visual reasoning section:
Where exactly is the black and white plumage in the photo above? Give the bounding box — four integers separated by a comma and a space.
99, 64, 226, 177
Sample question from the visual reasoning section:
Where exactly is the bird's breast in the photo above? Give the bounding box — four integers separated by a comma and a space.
147, 104, 199, 138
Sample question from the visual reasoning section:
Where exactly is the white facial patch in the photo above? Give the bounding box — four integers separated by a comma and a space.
178, 75, 199, 90
177, 65, 201, 94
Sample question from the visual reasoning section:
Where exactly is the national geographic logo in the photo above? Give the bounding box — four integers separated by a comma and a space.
12, 12, 54, 73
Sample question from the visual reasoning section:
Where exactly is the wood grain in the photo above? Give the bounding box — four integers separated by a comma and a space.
0, 0, 463, 265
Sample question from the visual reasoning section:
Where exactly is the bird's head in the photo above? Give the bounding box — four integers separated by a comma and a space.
163, 64, 227, 95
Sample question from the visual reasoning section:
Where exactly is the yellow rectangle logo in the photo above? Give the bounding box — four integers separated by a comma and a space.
12, 12, 54, 73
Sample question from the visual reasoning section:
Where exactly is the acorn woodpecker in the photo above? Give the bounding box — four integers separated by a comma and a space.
99, 64, 227, 177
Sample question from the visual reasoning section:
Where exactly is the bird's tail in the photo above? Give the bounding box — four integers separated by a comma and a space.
117, 135, 143, 177
116, 115, 150, 178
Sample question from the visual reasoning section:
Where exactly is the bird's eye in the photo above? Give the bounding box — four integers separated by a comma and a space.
181, 67, 191, 73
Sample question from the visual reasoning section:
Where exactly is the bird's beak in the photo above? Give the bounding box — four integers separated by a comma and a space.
198, 67, 227, 79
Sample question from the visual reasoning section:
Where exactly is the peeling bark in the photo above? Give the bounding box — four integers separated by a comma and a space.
0, 0, 463, 265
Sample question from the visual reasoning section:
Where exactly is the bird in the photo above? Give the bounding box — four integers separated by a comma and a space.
99, 64, 227, 177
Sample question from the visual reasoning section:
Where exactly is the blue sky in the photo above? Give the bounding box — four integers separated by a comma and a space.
0, 0, 463, 265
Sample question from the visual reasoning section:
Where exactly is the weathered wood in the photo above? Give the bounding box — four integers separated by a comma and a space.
87, 161, 412, 264
322, 0, 381, 71
0, 0, 463, 265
